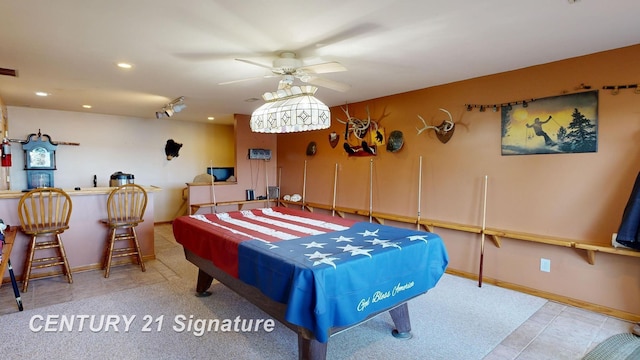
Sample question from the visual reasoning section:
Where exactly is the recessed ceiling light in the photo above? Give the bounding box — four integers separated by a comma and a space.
82, 105, 92, 109
117, 62, 133, 69
207, 117, 215, 121
35, 91, 49, 97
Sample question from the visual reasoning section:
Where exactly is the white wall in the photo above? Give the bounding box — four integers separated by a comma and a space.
6, 106, 231, 222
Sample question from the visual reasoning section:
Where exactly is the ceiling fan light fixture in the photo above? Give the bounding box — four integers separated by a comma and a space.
251, 86, 331, 133
229, 53, 350, 92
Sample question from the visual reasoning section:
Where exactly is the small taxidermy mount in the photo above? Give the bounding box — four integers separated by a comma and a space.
416, 108, 455, 144
328, 132, 339, 148
386, 130, 404, 152
165, 139, 183, 160
306, 141, 317, 156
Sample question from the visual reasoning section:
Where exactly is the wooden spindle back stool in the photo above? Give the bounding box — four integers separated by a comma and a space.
101, 184, 147, 278
17, 188, 73, 292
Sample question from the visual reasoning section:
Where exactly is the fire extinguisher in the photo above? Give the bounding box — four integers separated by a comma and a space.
1, 138, 11, 167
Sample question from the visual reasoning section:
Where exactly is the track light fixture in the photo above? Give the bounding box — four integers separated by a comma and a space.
155, 96, 186, 119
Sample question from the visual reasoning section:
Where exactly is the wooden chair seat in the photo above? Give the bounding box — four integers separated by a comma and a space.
103, 217, 144, 228
101, 184, 147, 278
17, 188, 73, 292
20, 225, 69, 235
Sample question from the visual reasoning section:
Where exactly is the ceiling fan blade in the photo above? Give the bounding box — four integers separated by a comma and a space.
295, 23, 381, 55
298, 61, 347, 74
304, 76, 351, 92
235, 58, 274, 70
218, 74, 277, 85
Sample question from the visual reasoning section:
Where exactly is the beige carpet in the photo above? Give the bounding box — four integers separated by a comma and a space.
0, 272, 547, 359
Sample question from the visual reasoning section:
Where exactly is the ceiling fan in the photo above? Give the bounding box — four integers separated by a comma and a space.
219, 52, 351, 92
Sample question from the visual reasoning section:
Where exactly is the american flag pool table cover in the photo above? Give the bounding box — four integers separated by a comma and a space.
172, 207, 449, 343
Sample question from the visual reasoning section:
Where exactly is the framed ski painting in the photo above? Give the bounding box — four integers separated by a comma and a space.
501, 91, 598, 155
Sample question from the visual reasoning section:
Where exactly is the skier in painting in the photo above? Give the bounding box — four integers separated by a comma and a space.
526, 116, 556, 146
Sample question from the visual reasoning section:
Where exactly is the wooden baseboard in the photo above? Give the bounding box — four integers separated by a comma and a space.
446, 268, 640, 323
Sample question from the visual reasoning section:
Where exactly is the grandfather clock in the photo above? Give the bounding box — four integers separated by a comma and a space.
22, 131, 57, 189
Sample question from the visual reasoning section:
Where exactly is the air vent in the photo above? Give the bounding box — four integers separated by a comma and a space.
0, 68, 17, 77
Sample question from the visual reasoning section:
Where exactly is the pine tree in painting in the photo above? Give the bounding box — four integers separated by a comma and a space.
558, 108, 597, 152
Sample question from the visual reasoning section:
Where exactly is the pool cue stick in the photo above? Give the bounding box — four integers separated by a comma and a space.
277, 167, 282, 206
478, 175, 488, 287
332, 163, 338, 216
302, 160, 307, 209
265, 159, 269, 202
7, 259, 23, 311
369, 158, 373, 223
417, 156, 423, 230
210, 160, 217, 213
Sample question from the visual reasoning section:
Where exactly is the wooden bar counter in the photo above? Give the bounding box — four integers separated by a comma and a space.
0, 186, 160, 284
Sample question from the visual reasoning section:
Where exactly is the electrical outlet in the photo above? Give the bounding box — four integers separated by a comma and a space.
540, 258, 551, 272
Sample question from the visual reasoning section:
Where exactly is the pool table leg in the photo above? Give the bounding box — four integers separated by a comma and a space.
195, 269, 214, 297
298, 335, 327, 360
390, 303, 412, 339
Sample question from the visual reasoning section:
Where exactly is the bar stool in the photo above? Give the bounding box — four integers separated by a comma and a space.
101, 183, 147, 278
17, 188, 73, 292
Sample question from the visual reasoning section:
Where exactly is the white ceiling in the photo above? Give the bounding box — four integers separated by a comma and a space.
1, 0, 639, 125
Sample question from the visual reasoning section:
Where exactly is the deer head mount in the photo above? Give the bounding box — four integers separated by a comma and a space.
416, 108, 455, 144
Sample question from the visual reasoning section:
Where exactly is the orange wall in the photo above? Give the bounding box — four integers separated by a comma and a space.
210, 114, 278, 204
189, 115, 278, 213
211, 124, 236, 168
274, 44, 640, 318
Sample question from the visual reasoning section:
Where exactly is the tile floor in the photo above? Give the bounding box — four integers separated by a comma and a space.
0, 224, 635, 359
